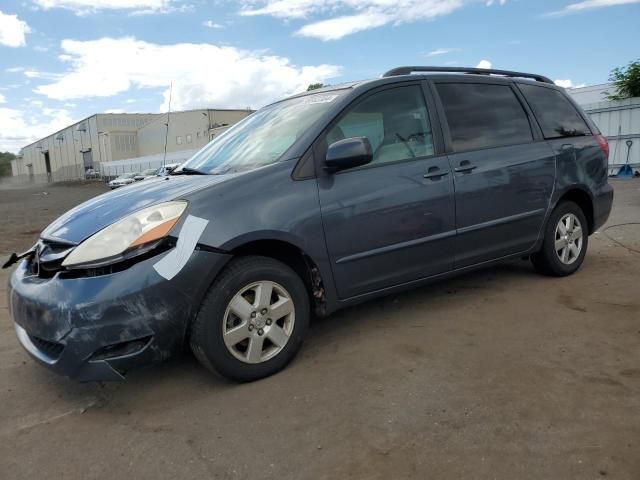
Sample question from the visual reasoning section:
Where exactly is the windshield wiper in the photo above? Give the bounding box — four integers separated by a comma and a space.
171, 167, 209, 175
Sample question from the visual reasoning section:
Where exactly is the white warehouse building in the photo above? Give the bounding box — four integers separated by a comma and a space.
12, 108, 253, 183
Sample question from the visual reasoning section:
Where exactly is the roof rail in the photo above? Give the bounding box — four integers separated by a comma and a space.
382, 66, 554, 84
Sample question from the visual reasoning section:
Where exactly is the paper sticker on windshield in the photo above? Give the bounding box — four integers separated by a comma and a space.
301, 94, 339, 105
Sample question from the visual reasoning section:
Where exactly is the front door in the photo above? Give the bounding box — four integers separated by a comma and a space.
433, 81, 555, 268
317, 84, 455, 299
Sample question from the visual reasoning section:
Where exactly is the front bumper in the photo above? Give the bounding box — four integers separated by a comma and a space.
8, 249, 230, 381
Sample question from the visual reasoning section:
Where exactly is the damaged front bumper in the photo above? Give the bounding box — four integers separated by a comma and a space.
8, 249, 230, 381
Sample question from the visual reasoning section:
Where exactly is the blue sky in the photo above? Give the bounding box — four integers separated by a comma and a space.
1, 0, 639, 152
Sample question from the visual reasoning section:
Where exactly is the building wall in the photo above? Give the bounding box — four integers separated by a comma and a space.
137, 109, 252, 157
12, 113, 159, 183
14, 116, 100, 183
98, 114, 158, 161
138, 110, 209, 157
12, 109, 250, 183
583, 97, 640, 167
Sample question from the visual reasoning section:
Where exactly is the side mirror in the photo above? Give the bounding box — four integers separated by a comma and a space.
325, 137, 373, 173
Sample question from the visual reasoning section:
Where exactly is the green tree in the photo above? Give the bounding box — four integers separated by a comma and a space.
306, 83, 324, 91
606, 59, 640, 100
0, 151, 17, 177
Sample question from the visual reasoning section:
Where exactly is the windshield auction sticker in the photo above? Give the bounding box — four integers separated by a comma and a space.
300, 94, 339, 105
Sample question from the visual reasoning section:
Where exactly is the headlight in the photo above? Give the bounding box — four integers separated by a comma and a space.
62, 201, 187, 269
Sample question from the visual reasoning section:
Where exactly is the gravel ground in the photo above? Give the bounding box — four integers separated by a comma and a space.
0, 179, 639, 479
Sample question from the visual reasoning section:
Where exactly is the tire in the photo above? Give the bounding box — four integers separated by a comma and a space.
190, 256, 310, 382
531, 201, 589, 277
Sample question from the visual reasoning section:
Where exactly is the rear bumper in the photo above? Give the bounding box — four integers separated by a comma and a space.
8, 249, 230, 381
593, 183, 614, 232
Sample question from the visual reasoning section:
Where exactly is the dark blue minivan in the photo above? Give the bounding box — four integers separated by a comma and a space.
7, 66, 613, 382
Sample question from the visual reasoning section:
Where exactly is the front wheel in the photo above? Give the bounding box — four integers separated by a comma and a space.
531, 201, 588, 277
190, 256, 310, 382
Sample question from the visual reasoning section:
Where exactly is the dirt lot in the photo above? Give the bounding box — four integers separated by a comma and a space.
1, 180, 639, 479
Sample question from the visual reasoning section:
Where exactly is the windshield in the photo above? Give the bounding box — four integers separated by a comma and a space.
179, 90, 347, 175
118, 173, 137, 179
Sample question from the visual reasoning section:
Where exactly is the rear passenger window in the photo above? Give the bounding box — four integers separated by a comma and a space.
436, 83, 533, 152
518, 84, 590, 139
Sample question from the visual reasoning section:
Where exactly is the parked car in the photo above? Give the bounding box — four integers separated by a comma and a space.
7, 66, 613, 382
134, 168, 159, 181
108, 172, 139, 189
156, 163, 181, 177
85, 168, 100, 180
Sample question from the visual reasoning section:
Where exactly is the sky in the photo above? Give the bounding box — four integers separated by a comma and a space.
0, 0, 639, 153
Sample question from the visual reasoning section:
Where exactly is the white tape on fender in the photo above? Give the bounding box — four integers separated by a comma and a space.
153, 215, 209, 280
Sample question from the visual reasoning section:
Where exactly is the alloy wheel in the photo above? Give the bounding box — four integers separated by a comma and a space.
554, 213, 583, 265
222, 281, 295, 364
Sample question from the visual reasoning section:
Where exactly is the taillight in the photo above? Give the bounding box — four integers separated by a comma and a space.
595, 134, 609, 158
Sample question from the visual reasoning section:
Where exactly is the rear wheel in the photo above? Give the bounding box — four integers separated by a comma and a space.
190, 256, 309, 382
531, 201, 588, 277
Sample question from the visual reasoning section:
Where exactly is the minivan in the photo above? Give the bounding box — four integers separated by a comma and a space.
7, 66, 613, 382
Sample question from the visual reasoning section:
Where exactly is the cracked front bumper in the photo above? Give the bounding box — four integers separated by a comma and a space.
8, 249, 230, 381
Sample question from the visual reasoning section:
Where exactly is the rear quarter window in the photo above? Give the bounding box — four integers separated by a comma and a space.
518, 84, 591, 139
436, 83, 533, 152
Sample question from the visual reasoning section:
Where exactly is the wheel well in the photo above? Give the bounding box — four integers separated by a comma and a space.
557, 189, 594, 233
230, 240, 326, 314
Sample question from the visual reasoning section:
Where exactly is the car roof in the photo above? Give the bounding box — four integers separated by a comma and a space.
276, 66, 559, 106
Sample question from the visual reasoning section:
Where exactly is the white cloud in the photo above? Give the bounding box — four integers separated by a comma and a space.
426, 47, 460, 57
0, 107, 74, 153
476, 59, 492, 69
0, 10, 31, 47
34, 37, 341, 111
546, 0, 640, 16
0, 93, 5, 104
203, 20, 224, 28
296, 12, 390, 41
31, 0, 184, 15
554, 79, 586, 89
239, 0, 508, 40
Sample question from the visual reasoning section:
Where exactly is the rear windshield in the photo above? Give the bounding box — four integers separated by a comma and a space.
518, 84, 591, 139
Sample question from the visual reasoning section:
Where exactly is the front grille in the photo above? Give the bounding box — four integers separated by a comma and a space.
27, 239, 75, 279
28, 334, 64, 360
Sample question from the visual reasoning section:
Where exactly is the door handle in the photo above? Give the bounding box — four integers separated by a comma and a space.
423, 167, 449, 179
454, 160, 477, 173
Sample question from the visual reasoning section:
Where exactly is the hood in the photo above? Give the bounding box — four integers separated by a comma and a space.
42, 174, 232, 244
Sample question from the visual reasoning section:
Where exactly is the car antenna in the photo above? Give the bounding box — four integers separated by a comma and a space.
162, 81, 173, 169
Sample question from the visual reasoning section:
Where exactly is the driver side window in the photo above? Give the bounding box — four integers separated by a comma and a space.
326, 85, 434, 167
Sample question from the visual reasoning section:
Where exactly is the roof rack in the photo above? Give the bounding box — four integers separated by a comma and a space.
382, 66, 554, 84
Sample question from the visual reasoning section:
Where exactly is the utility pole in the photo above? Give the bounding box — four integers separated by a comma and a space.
163, 81, 173, 168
